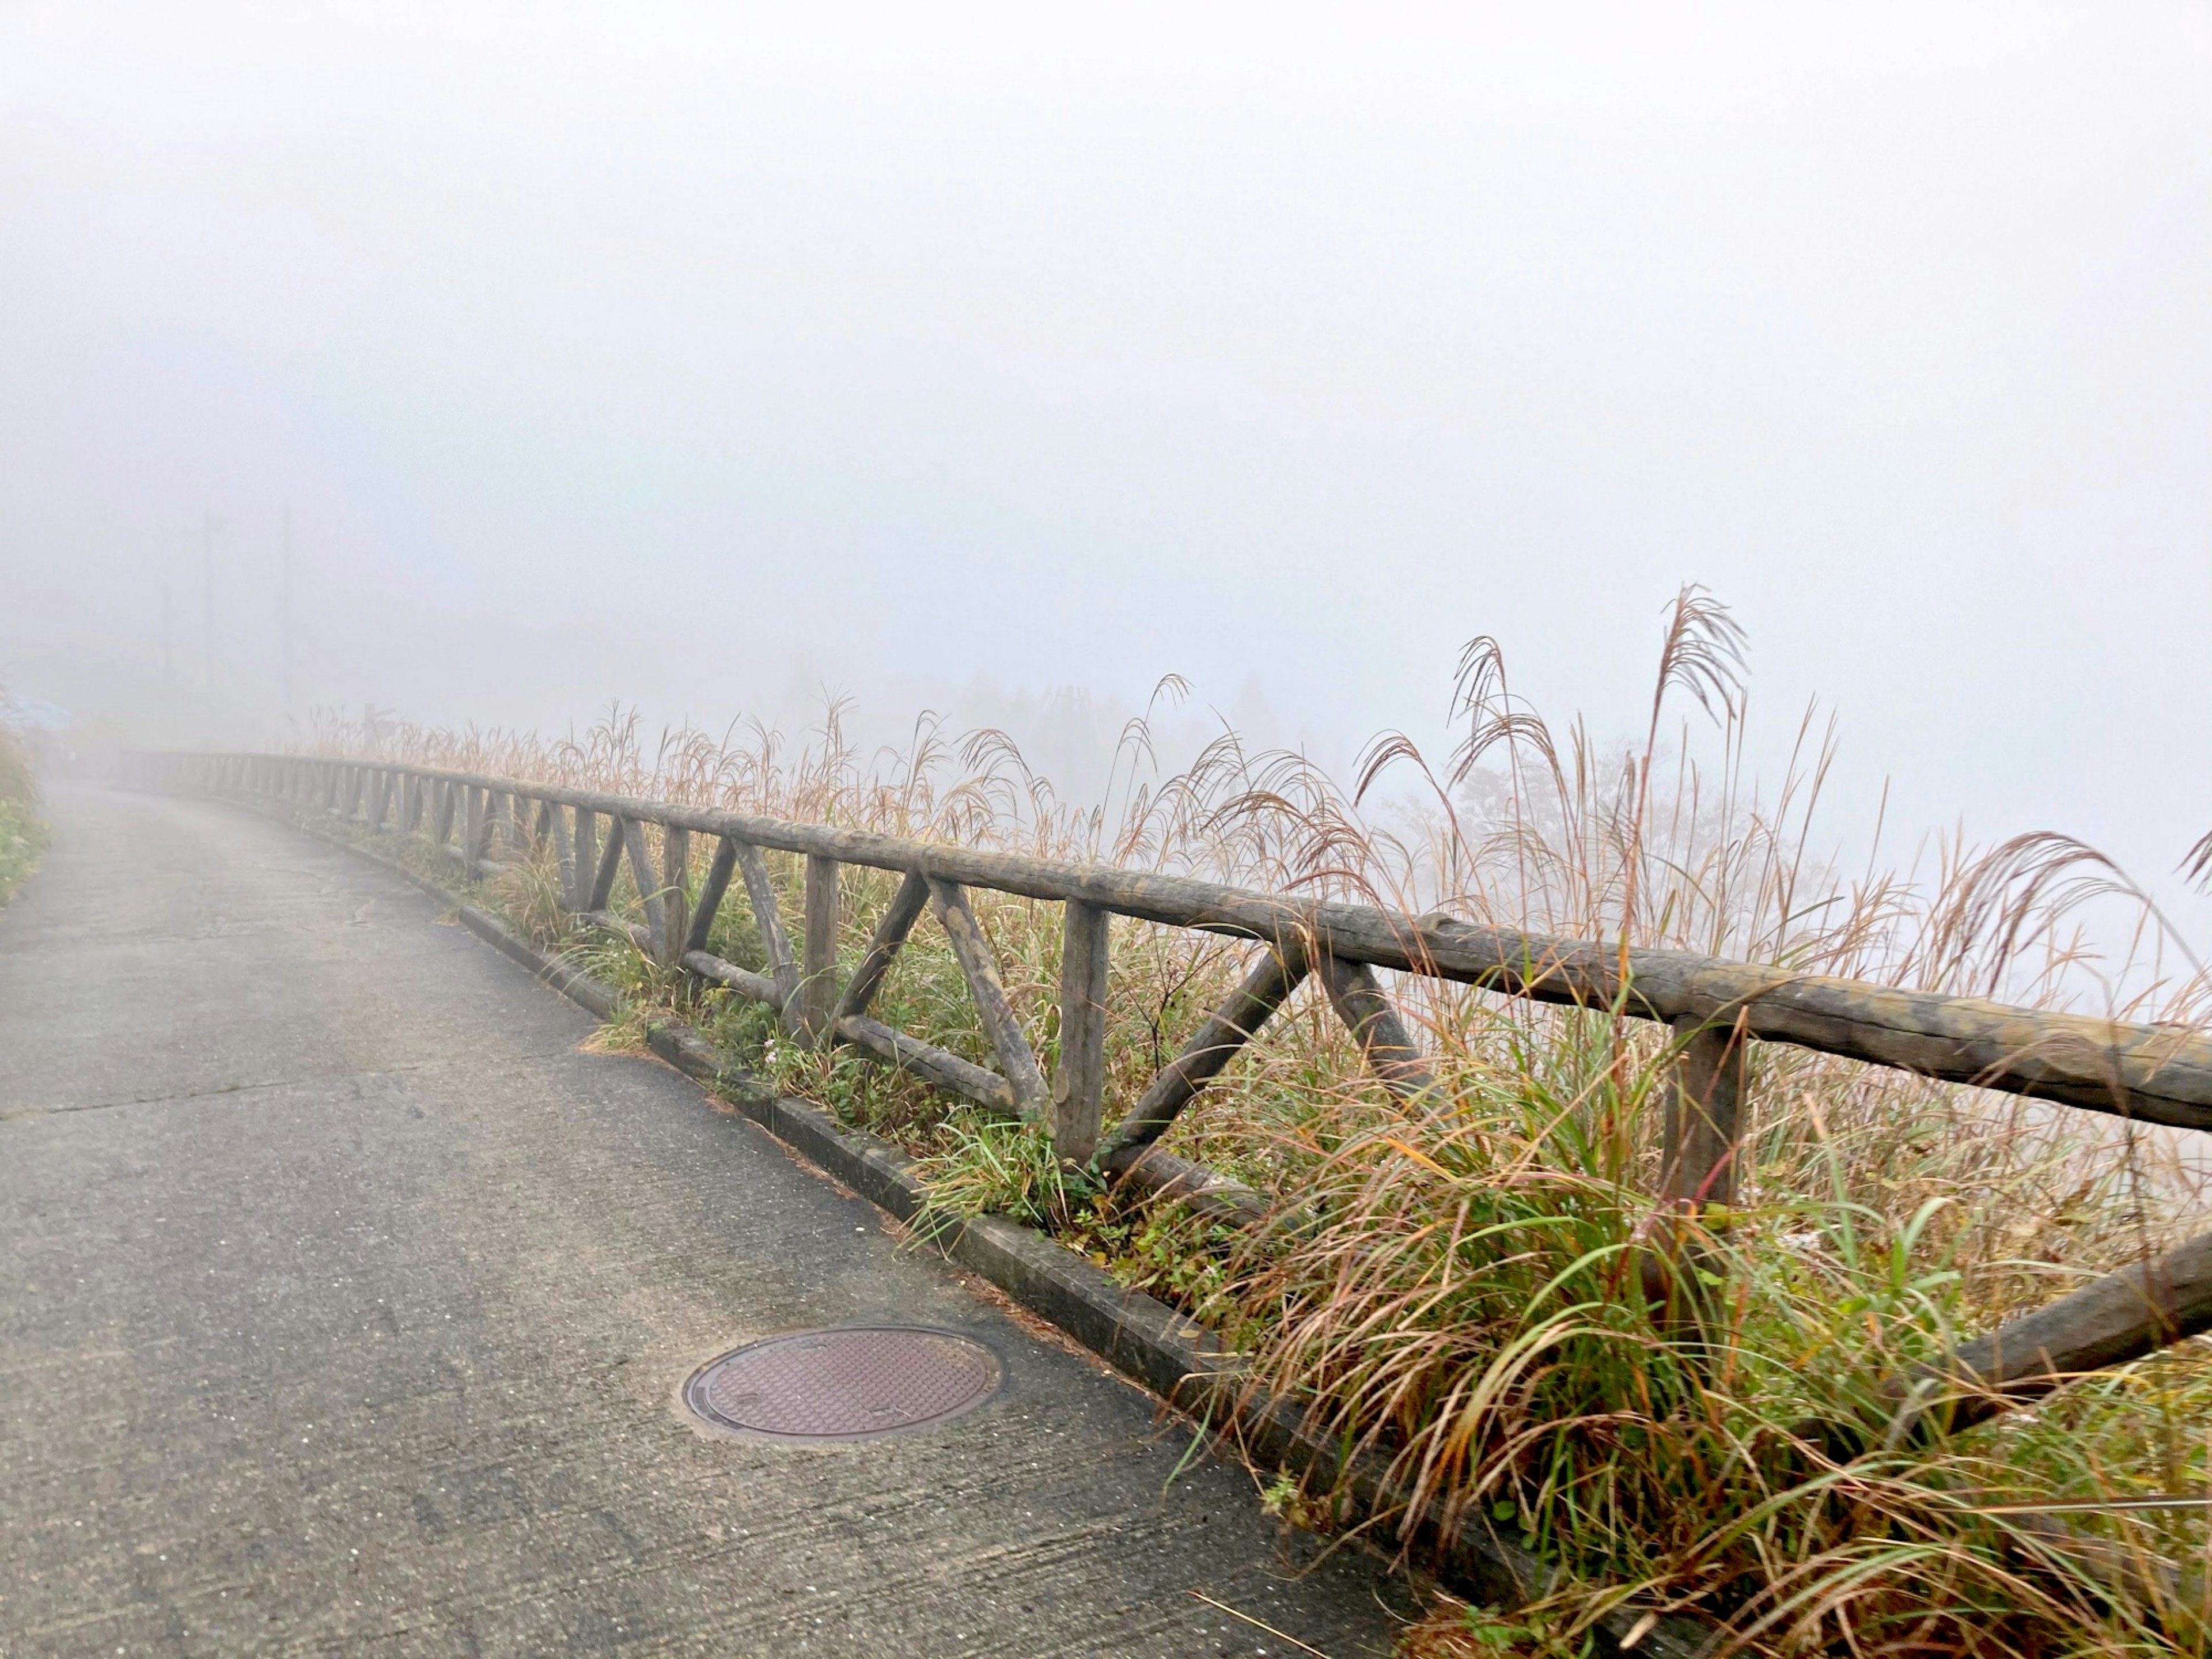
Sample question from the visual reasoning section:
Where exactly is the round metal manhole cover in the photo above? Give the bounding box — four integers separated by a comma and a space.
684, 1327, 1003, 1442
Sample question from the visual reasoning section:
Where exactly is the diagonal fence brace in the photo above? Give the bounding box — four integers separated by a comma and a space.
1103, 939, 1309, 1156
927, 878, 1049, 1119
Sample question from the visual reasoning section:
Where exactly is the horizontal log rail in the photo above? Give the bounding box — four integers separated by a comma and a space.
160, 754, 2212, 1126
150, 749, 2212, 1451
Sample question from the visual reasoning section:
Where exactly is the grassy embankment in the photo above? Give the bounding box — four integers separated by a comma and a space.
0, 708, 47, 906
313, 599, 2212, 1657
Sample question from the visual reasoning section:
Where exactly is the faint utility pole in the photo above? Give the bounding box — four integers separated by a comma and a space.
279, 502, 295, 715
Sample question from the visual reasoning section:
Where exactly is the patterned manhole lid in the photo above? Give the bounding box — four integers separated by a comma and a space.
684, 1327, 1003, 1442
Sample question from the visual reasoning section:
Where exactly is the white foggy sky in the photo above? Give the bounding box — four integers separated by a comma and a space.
2, 3, 2208, 922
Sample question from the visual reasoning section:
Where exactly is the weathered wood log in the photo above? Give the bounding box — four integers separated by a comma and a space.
685, 836, 740, 956
189, 756, 2212, 1132
1641, 1016, 1752, 1348
1317, 952, 1438, 1101
1663, 1016, 1747, 1209
1053, 901, 1112, 1164
832, 869, 929, 1025
620, 819, 668, 946
799, 854, 840, 1044
661, 826, 690, 966
1102, 1141, 1272, 1231
927, 879, 1050, 1118
587, 817, 624, 911
550, 802, 577, 908
1104, 942, 1309, 1154
582, 909, 655, 957
1825, 1226, 2212, 1453
465, 787, 490, 872
431, 780, 456, 847
573, 807, 599, 912
681, 949, 783, 1010
834, 1014, 1020, 1115
732, 840, 800, 1009
404, 774, 424, 832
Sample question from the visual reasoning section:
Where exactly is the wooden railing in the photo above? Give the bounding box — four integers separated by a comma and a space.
157, 749, 2212, 1439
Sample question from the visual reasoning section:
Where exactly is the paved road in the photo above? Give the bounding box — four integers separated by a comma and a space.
0, 787, 1401, 1658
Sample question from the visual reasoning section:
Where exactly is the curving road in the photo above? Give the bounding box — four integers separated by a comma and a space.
0, 786, 1399, 1658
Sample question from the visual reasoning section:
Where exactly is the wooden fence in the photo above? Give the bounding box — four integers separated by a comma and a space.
158, 749, 2212, 1440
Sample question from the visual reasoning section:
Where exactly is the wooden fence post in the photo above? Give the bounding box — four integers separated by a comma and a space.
1662, 1015, 1747, 1211
661, 826, 690, 967
573, 808, 599, 912
551, 804, 577, 911
1052, 901, 1111, 1164
465, 787, 490, 873
1643, 1014, 1749, 1346
798, 854, 840, 1043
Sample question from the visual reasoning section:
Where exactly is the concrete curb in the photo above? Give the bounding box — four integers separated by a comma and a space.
233, 794, 1713, 1659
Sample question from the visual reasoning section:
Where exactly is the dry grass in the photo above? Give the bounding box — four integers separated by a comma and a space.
308, 591, 2212, 1655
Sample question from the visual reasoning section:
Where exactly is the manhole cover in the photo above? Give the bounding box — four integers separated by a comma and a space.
684, 1327, 1003, 1442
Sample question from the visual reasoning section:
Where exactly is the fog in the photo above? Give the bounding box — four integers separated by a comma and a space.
2, 3, 2207, 929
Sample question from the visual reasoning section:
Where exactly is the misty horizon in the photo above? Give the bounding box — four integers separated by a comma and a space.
3, 1, 2207, 936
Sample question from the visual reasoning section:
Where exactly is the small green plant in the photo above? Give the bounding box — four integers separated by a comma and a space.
910, 1112, 1102, 1238
1459, 1607, 1544, 1656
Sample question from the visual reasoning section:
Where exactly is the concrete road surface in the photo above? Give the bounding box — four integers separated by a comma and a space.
0, 786, 1402, 1658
